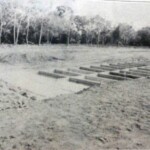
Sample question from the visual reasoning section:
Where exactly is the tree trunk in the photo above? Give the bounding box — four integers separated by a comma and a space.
67, 30, 70, 46
102, 38, 104, 45
15, 21, 21, 45
0, 22, 3, 44
39, 21, 43, 45
86, 32, 88, 45
97, 32, 100, 46
67, 34, 70, 46
13, 13, 16, 45
46, 30, 50, 44
91, 35, 93, 46
0, 12, 3, 44
26, 17, 30, 45
50, 34, 53, 44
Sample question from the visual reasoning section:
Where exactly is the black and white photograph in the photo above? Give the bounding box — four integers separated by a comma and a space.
0, 0, 150, 149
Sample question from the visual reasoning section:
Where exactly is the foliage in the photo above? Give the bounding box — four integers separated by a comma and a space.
0, 0, 149, 46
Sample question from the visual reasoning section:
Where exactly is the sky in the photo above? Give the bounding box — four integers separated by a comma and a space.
74, 0, 150, 29
48, 0, 150, 29
14, 0, 150, 29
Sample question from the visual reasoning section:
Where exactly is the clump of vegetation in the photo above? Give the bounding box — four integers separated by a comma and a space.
0, 0, 149, 46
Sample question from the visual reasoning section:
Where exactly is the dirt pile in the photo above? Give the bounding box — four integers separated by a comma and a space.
0, 52, 64, 64
0, 79, 39, 112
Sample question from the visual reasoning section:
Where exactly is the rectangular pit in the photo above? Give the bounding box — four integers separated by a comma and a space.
129, 69, 150, 76
90, 65, 114, 71
97, 73, 128, 80
68, 68, 93, 74
109, 64, 127, 69
120, 70, 146, 77
118, 63, 146, 67
100, 65, 117, 70
138, 68, 150, 72
38, 71, 65, 79
85, 76, 102, 82
54, 69, 80, 76
80, 67, 103, 72
69, 78, 101, 86
110, 71, 140, 79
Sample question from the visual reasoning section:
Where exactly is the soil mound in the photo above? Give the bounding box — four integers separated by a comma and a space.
0, 51, 64, 64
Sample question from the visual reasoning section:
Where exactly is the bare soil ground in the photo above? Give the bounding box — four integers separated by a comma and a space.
0, 45, 150, 150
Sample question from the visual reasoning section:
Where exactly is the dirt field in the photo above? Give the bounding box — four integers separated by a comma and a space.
0, 45, 150, 150
0, 45, 149, 97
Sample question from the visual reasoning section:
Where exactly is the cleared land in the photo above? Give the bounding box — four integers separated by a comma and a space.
0, 45, 150, 150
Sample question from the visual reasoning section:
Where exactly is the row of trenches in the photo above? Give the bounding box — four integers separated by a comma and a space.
38, 62, 150, 87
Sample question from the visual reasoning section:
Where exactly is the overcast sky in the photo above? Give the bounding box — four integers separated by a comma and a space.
19, 0, 150, 29
79, 0, 150, 29
48, 0, 150, 29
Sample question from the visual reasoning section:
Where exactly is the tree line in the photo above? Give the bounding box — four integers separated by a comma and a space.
0, 0, 150, 46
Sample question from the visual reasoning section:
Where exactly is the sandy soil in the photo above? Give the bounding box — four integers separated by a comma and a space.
0, 78, 149, 150
0, 45, 150, 150
0, 45, 150, 97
